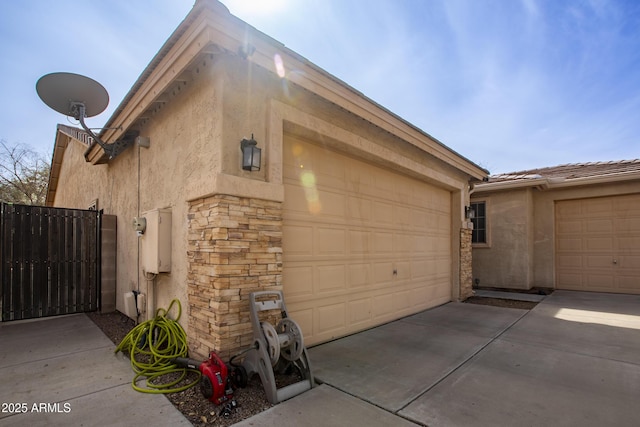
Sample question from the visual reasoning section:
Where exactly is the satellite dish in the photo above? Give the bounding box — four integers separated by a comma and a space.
36, 72, 125, 158
36, 72, 109, 119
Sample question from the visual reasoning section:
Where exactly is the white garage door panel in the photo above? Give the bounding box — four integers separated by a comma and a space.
317, 265, 345, 292
349, 298, 371, 324
317, 303, 346, 334
619, 236, 640, 249
618, 217, 640, 233
619, 273, 640, 291
283, 136, 451, 345
348, 263, 370, 288
283, 224, 313, 254
556, 194, 640, 294
285, 266, 313, 297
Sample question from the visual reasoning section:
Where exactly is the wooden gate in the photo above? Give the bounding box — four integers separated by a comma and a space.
1, 203, 100, 321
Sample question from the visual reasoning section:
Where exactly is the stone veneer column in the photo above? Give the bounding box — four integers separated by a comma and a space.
460, 227, 473, 300
187, 194, 282, 359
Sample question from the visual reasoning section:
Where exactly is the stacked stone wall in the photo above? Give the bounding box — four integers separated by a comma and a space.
460, 227, 473, 300
187, 194, 282, 359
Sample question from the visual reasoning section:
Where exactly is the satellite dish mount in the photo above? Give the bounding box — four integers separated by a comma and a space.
69, 102, 89, 121
36, 72, 136, 160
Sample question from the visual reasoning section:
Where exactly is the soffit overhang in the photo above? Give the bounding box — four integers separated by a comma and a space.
472, 170, 640, 194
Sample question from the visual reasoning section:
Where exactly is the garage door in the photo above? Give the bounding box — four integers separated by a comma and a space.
282, 136, 452, 345
556, 194, 640, 294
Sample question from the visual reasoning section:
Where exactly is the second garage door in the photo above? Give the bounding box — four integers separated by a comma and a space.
282, 136, 452, 345
556, 194, 640, 294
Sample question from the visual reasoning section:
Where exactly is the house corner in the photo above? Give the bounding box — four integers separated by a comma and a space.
187, 194, 283, 360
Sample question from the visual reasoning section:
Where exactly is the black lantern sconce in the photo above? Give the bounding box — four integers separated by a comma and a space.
465, 205, 476, 220
241, 134, 261, 171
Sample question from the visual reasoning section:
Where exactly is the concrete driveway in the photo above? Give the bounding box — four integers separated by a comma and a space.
239, 291, 640, 426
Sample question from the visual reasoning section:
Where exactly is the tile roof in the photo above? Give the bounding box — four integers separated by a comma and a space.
489, 159, 640, 183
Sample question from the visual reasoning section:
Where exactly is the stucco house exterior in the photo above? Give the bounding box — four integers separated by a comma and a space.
470, 160, 640, 295
46, 0, 487, 359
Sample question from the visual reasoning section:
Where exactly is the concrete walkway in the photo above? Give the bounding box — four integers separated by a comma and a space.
239, 291, 640, 427
0, 314, 189, 426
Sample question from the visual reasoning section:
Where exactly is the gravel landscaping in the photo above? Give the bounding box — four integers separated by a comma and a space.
86, 311, 274, 426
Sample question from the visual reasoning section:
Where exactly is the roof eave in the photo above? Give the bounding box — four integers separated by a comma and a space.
45, 130, 69, 207
546, 171, 640, 189
95, 0, 487, 179
472, 178, 549, 193
473, 171, 640, 194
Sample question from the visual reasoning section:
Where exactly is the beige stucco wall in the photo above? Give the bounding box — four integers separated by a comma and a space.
472, 180, 639, 290
52, 52, 477, 340
52, 56, 226, 329
471, 189, 533, 289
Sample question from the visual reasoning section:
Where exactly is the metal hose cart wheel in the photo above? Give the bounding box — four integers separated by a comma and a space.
241, 290, 314, 404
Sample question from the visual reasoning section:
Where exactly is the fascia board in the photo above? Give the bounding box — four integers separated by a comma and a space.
473, 171, 640, 194
46, 131, 70, 207
473, 178, 549, 193
546, 171, 640, 188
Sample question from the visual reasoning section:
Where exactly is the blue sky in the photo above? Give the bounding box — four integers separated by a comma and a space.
1, 0, 638, 174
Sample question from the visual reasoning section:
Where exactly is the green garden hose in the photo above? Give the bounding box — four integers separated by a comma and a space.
115, 299, 201, 394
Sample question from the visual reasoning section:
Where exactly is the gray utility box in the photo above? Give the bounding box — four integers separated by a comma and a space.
141, 208, 171, 274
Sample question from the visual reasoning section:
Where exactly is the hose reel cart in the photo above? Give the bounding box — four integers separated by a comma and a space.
241, 290, 314, 404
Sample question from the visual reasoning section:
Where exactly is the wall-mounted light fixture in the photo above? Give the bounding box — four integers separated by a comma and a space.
465, 206, 476, 220
241, 134, 261, 171
238, 43, 256, 59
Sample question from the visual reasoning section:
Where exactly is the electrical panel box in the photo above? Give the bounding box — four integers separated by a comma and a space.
140, 208, 172, 274
123, 291, 137, 320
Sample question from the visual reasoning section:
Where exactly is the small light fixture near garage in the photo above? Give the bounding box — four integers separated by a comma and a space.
241, 134, 261, 171
465, 205, 476, 219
